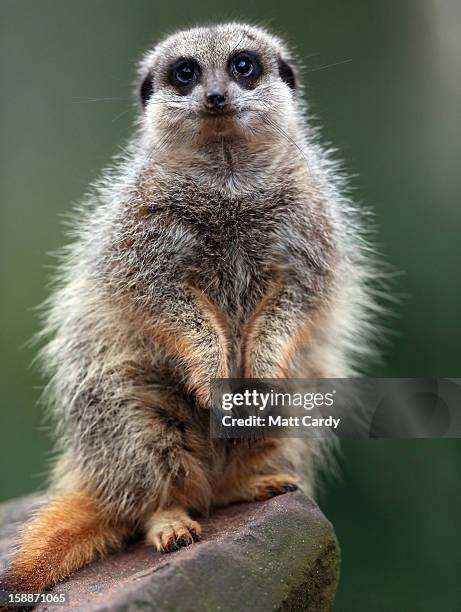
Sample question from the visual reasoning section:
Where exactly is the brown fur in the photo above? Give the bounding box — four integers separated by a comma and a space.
4, 492, 126, 592
213, 439, 302, 505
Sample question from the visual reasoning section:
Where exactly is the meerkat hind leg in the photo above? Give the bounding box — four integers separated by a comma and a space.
145, 506, 202, 553
214, 472, 300, 506
246, 474, 299, 501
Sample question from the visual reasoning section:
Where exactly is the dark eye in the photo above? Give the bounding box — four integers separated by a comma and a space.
176, 61, 195, 83
233, 54, 254, 78
170, 59, 199, 88
229, 52, 261, 88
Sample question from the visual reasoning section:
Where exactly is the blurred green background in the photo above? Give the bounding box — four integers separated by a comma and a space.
1, 0, 460, 610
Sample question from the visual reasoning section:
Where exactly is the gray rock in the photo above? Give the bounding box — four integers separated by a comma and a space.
0, 492, 340, 612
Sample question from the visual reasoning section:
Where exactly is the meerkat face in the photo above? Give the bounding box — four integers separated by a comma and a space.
138, 23, 299, 147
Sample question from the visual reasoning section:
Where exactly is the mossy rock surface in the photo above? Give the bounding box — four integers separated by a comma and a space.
0, 492, 340, 611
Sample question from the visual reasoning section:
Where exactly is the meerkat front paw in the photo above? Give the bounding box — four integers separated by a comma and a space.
145, 507, 201, 553
248, 474, 299, 502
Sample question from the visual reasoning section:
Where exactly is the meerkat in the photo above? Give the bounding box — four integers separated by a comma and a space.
3, 23, 377, 593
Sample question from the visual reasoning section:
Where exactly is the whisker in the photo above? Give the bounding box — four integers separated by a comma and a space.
111, 108, 133, 123
268, 119, 312, 175
304, 58, 352, 74
71, 96, 130, 103
256, 100, 312, 175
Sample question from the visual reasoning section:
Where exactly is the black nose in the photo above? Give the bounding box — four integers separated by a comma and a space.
205, 92, 228, 111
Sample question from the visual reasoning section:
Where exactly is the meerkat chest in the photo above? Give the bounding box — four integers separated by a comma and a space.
146, 184, 296, 316
179, 209, 278, 316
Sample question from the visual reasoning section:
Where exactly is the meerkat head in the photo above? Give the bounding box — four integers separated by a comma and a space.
138, 23, 300, 150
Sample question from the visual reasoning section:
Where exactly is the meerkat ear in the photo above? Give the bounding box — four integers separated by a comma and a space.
278, 58, 297, 90
140, 73, 154, 107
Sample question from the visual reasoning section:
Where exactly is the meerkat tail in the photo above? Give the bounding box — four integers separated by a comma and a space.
4, 491, 126, 592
